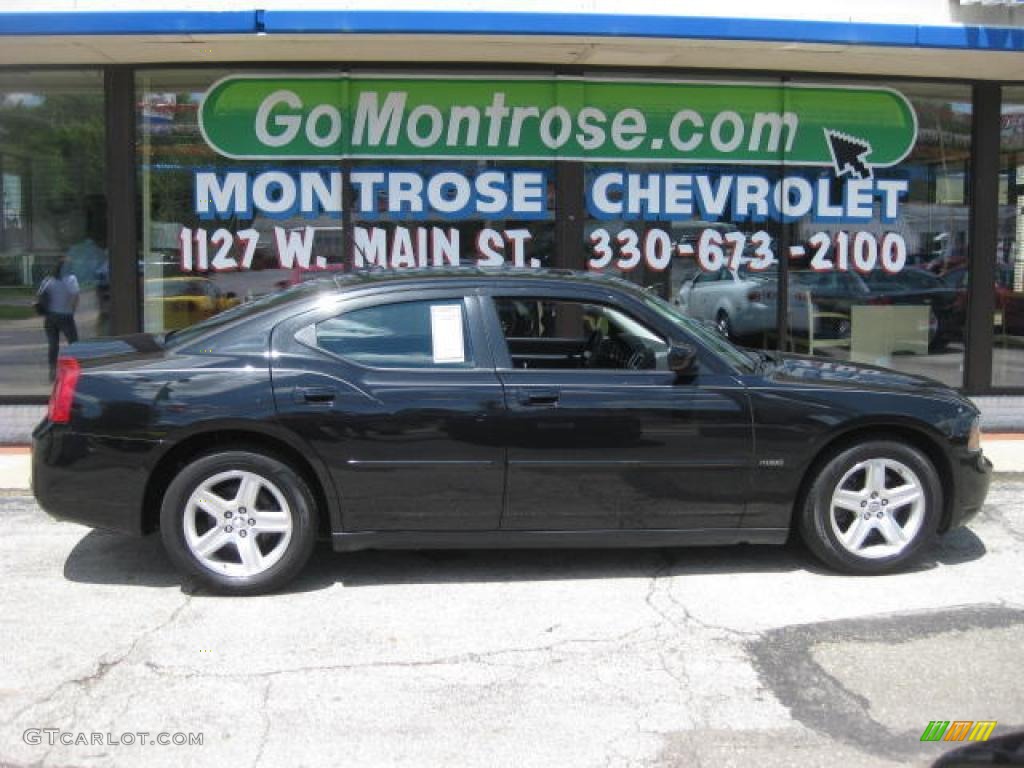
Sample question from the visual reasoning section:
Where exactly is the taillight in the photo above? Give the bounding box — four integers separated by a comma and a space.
48, 357, 80, 424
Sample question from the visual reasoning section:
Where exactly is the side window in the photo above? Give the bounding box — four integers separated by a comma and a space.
315, 299, 474, 369
495, 297, 669, 371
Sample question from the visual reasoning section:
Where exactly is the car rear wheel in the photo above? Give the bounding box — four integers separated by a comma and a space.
798, 440, 941, 574
160, 450, 318, 595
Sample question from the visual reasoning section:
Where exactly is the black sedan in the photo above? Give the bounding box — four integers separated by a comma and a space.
33, 270, 991, 594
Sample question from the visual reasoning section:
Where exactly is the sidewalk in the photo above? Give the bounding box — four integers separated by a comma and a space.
3, 438, 1022, 491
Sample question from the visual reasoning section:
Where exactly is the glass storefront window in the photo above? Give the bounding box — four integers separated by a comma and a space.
994, 86, 1024, 389
581, 78, 970, 387
579, 78, 971, 387
780, 82, 971, 388
137, 70, 559, 336
0, 70, 107, 395
138, 69, 346, 335
349, 159, 556, 270
579, 76, 786, 357
133, 69, 983, 391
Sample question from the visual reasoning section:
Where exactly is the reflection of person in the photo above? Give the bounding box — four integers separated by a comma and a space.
39, 255, 80, 381
68, 194, 109, 335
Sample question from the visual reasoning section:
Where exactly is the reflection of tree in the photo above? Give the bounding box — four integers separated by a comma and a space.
140, 92, 258, 236
0, 90, 105, 253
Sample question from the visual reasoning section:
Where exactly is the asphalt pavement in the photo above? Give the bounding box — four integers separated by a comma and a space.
1, 477, 1022, 768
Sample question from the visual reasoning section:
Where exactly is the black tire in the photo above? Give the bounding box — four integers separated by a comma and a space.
715, 310, 732, 339
798, 440, 941, 574
160, 449, 318, 595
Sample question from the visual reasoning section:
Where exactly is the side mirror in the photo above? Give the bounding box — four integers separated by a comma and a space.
667, 344, 698, 378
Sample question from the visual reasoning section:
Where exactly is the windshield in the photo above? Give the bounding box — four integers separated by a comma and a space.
640, 291, 755, 373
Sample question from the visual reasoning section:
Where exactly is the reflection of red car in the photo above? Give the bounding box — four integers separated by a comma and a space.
943, 264, 1024, 336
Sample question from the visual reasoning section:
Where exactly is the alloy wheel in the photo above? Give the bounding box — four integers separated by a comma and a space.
829, 458, 926, 559
183, 469, 294, 577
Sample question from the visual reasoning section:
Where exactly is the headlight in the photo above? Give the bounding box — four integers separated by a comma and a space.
968, 417, 982, 452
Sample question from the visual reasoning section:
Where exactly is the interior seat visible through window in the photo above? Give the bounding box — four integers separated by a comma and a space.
495, 297, 669, 371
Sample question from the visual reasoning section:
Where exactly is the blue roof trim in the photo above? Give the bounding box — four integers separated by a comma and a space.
0, 11, 256, 36
0, 10, 1021, 52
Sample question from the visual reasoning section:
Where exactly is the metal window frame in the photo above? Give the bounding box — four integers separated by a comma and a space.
965, 83, 1000, 392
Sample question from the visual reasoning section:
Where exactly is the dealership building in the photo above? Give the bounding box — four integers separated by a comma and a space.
1, 0, 1023, 402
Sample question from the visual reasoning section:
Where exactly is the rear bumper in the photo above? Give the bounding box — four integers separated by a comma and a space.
32, 422, 160, 536
946, 448, 992, 531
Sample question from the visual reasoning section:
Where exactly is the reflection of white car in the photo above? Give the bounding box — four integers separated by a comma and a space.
677, 266, 776, 338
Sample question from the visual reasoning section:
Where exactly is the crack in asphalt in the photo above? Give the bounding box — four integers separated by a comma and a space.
642, 550, 760, 641
251, 678, 273, 768
138, 624, 659, 682
4, 594, 195, 731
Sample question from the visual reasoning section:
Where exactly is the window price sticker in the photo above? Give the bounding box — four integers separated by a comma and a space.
430, 304, 466, 364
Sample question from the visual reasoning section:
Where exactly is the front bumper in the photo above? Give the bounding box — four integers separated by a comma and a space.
946, 449, 993, 531
33, 422, 159, 536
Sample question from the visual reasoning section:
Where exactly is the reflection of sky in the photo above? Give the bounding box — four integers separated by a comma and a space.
2, 92, 45, 108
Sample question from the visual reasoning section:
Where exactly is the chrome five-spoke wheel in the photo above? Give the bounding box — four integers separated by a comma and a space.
184, 470, 293, 577
829, 458, 925, 559
799, 440, 941, 574
161, 450, 318, 594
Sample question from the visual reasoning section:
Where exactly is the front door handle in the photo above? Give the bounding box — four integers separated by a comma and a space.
293, 386, 336, 404
517, 389, 560, 407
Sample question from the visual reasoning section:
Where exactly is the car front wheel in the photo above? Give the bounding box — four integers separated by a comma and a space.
715, 310, 732, 338
798, 440, 941, 574
160, 450, 318, 594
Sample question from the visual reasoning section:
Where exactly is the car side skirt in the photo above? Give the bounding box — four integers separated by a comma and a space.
331, 528, 790, 552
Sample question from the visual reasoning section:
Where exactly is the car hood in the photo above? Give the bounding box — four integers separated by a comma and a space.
761, 353, 964, 400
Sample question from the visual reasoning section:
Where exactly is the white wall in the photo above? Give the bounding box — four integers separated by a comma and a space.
0, 0, 1021, 28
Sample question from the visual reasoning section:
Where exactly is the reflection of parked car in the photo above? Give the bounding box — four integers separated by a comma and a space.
788, 269, 959, 351
677, 265, 775, 338
788, 271, 869, 341
944, 263, 1024, 337
680, 265, 962, 351
860, 268, 961, 349
144, 277, 240, 331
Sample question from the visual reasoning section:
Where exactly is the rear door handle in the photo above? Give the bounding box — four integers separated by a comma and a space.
517, 389, 560, 407
293, 386, 336, 404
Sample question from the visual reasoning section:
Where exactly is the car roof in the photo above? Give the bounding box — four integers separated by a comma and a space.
165, 268, 652, 351
307, 267, 650, 295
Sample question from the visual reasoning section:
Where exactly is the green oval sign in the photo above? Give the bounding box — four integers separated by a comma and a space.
199, 74, 917, 173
